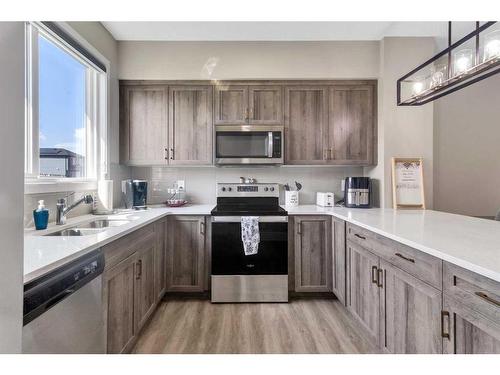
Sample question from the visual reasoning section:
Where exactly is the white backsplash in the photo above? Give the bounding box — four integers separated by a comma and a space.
131, 166, 363, 206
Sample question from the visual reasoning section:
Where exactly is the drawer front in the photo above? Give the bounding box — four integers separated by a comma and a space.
103, 223, 156, 270
444, 262, 500, 323
346, 223, 442, 289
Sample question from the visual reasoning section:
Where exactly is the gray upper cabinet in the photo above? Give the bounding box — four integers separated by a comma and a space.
284, 86, 329, 164
248, 86, 283, 124
331, 217, 346, 305
328, 85, 375, 165
346, 241, 381, 345
168, 85, 213, 165
294, 215, 331, 292
215, 84, 283, 125
120, 85, 168, 165
381, 259, 442, 354
214, 85, 249, 125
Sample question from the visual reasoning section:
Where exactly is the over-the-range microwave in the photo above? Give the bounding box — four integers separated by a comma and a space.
215, 125, 284, 165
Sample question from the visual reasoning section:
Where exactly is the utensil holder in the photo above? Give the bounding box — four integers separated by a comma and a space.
285, 191, 299, 207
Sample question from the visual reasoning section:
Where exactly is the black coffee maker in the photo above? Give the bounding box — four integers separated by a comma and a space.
122, 180, 148, 209
344, 177, 371, 208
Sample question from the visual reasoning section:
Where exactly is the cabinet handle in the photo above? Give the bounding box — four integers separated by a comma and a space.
170, 148, 174, 160
394, 252, 415, 263
245, 108, 249, 121
329, 148, 334, 159
441, 311, 450, 339
354, 233, 366, 240
377, 268, 383, 288
323, 148, 328, 160
164, 148, 169, 160
475, 292, 500, 307
249, 107, 254, 120
297, 222, 302, 235
200, 221, 205, 235
136, 259, 142, 280
371, 266, 378, 284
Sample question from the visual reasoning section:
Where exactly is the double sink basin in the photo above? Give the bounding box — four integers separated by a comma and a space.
46, 219, 130, 236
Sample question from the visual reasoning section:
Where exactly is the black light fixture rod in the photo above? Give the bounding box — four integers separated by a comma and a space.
447, 21, 452, 80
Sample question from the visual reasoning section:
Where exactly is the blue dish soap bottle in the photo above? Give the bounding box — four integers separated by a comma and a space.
33, 200, 49, 230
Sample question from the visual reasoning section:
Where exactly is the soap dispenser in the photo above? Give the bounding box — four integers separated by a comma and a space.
33, 200, 49, 230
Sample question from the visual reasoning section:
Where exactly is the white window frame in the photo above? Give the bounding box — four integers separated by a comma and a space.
25, 22, 109, 194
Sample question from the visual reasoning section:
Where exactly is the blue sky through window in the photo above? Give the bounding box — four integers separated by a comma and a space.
38, 35, 86, 157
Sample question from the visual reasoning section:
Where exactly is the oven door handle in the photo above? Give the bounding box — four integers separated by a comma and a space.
211, 216, 288, 223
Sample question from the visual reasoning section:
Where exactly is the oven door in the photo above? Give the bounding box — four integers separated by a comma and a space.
211, 216, 288, 275
215, 125, 283, 165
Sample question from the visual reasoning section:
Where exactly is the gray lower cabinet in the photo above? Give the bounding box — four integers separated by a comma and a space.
166, 215, 206, 292
381, 259, 442, 354
443, 295, 500, 354
346, 240, 381, 344
294, 215, 331, 292
331, 217, 346, 304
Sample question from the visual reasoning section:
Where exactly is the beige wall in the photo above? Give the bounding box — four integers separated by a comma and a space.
365, 37, 435, 208
434, 74, 500, 217
118, 41, 380, 79
0, 22, 24, 353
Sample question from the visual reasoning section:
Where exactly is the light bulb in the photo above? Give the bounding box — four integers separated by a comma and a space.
412, 81, 424, 96
453, 49, 473, 76
484, 33, 500, 62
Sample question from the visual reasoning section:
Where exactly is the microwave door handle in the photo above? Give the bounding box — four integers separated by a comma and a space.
268, 132, 273, 158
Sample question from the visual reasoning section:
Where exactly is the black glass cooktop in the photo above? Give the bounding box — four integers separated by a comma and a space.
211, 196, 287, 216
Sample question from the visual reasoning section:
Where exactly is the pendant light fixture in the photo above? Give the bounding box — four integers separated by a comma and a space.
397, 21, 500, 106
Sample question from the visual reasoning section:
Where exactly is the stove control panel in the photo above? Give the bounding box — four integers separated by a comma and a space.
217, 183, 280, 198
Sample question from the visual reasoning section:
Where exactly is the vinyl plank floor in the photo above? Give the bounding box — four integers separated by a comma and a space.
132, 297, 380, 354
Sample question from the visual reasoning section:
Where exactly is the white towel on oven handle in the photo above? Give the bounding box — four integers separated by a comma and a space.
241, 216, 260, 256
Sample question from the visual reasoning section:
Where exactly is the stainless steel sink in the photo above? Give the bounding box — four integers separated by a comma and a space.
77, 219, 130, 229
45, 219, 130, 236
46, 228, 105, 236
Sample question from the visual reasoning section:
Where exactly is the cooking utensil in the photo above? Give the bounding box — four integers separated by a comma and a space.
284, 183, 290, 191
295, 181, 302, 191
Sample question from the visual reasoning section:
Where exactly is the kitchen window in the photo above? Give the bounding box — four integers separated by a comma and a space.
25, 22, 108, 193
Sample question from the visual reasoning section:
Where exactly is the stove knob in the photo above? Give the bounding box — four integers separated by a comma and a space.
264, 187, 269, 192
228, 187, 232, 192
270, 187, 275, 191
221, 187, 226, 192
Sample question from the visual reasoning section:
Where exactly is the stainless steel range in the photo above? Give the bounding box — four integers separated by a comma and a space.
211, 183, 288, 303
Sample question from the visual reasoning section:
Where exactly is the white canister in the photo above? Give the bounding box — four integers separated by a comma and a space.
285, 190, 299, 207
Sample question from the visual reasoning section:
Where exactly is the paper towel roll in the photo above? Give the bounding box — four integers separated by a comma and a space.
94, 180, 114, 214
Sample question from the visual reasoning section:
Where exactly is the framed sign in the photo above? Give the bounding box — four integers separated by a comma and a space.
391, 157, 426, 209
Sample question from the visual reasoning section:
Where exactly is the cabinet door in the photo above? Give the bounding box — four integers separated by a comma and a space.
103, 254, 136, 354
134, 237, 156, 333
328, 85, 374, 165
443, 295, 500, 354
154, 220, 167, 303
381, 260, 442, 354
331, 217, 346, 305
166, 216, 206, 292
294, 216, 331, 292
248, 85, 282, 124
284, 86, 329, 164
168, 85, 213, 165
120, 85, 168, 165
214, 85, 248, 124
346, 241, 380, 344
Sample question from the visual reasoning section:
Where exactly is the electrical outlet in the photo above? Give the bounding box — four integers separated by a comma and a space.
177, 180, 185, 191
341, 179, 345, 192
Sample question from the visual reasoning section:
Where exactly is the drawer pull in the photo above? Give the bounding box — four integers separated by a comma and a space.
395, 252, 415, 263
475, 292, 500, 307
354, 233, 366, 240
377, 268, 383, 288
441, 311, 450, 339
371, 266, 378, 284
136, 259, 142, 280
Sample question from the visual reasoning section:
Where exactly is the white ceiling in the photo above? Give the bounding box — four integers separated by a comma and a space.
102, 21, 452, 42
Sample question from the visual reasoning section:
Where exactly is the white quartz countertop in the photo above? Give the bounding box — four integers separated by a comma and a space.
25, 203, 500, 284
285, 205, 500, 283
24, 204, 214, 283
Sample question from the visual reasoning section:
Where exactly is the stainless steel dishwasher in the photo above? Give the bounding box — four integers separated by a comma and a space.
22, 249, 105, 354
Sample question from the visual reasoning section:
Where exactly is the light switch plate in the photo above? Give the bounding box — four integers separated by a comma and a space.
177, 180, 185, 191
